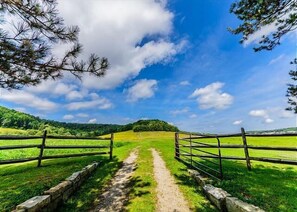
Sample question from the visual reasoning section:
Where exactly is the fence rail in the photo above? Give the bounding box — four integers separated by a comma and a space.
175, 128, 297, 180
0, 130, 114, 167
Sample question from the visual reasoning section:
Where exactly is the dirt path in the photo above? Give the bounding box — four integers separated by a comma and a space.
151, 148, 190, 212
91, 150, 138, 212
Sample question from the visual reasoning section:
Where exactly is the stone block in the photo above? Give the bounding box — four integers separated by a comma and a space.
16, 195, 50, 212
79, 169, 89, 179
226, 197, 265, 212
203, 184, 230, 211
188, 169, 213, 186
66, 171, 81, 184
62, 186, 75, 201
44, 181, 72, 200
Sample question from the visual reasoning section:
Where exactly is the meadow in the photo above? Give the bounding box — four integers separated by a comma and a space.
0, 129, 296, 211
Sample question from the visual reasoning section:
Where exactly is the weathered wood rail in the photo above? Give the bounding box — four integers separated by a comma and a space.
0, 130, 114, 167
175, 127, 297, 180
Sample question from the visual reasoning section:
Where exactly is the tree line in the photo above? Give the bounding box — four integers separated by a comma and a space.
0, 106, 178, 136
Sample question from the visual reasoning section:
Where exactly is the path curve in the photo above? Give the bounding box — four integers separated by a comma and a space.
91, 149, 138, 212
151, 148, 190, 212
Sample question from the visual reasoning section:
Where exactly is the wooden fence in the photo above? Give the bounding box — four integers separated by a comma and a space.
175, 128, 297, 180
0, 130, 114, 167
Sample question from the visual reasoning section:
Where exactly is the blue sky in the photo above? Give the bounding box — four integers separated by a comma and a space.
0, 0, 296, 133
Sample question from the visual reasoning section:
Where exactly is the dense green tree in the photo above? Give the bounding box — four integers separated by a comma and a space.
0, 0, 108, 89
229, 0, 297, 113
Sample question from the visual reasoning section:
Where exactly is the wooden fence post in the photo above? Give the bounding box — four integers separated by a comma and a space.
241, 127, 252, 170
175, 132, 180, 159
110, 133, 114, 160
216, 137, 223, 179
37, 130, 47, 167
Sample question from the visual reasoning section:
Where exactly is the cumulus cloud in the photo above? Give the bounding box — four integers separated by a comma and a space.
190, 82, 233, 110
0, 89, 58, 111
88, 118, 97, 124
264, 118, 274, 124
57, 0, 185, 90
233, 120, 242, 125
126, 79, 158, 102
249, 110, 269, 118
63, 114, 74, 120
66, 97, 113, 111
26, 80, 75, 96
249, 109, 274, 124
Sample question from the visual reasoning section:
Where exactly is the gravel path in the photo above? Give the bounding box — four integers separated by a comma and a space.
151, 148, 190, 212
91, 150, 138, 212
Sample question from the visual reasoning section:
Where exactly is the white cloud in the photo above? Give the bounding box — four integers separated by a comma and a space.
88, 118, 97, 124
190, 82, 233, 110
26, 80, 75, 96
126, 79, 158, 102
189, 114, 198, 119
76, 113, 89, 118
63, 114, 74, 120
66, 98, 113, 111
0, 89, 58, 111
57, 0, 185, 90
233, 120, 242, 125
244, 11, 294, 47
264, 118, 274, 124
269, 54, 285, 65
66, 91, 85, 101
244, 22, 278, 47
170, 108, 189, 115
249, 109, 276, 124
180, 81, 191, 86
249, 109, 269, 118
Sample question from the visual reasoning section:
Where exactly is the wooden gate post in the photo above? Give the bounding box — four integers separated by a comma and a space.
241, 127, 252, 170
175, 132, 180, 159
216, 137, 223, 179
110, 133, 114, 160
37, 130, 47, 167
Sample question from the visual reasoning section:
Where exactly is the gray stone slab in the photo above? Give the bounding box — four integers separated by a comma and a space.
65, 171, 81, 184
226, 197, 265, 212
203, 184, 230, 211
16, 195, 50, 212
44, 181, 72, 200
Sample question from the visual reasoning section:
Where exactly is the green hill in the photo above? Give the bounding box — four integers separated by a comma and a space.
0, 106, 178, 136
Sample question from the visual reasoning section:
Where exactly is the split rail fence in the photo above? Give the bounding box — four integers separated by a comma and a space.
175, 128, 297, 180
0, 130, 114, 167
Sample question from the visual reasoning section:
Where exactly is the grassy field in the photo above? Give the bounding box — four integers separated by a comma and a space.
0, 129, 296, 211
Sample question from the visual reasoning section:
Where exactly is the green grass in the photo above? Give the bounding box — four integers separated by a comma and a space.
178, 135, 297, 212
1, 130, 296, 212
0, 127, 26, 135
0, 136, 116, 211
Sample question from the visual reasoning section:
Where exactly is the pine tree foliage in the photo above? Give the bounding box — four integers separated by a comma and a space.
0, 0, 108, 89
229, 0, 297, 113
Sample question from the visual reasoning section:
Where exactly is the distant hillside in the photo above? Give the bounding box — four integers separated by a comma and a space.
0, 106, 178, 136
131, 119, 178, 132
247, 127, 297, 134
